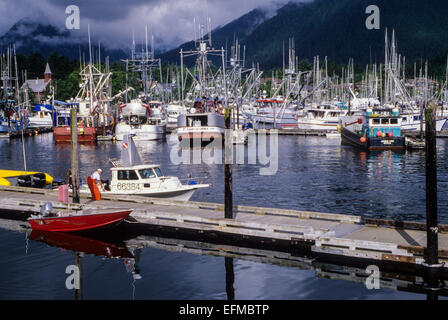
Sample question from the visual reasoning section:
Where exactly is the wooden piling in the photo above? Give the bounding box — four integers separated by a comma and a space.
224, 107, 233, 219
425, 103, 438, 266
70, 108, 80, 204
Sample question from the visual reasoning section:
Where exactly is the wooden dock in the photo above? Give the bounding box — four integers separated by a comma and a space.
1, 185, 448, 275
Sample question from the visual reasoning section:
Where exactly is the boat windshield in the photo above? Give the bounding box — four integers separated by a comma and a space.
138, 169, 156, 179
154, 167, 163, 177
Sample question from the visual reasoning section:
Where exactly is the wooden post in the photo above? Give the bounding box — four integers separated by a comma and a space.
224, 106, 233, 219
425, 103, 438, 266
70, 107, 80, 204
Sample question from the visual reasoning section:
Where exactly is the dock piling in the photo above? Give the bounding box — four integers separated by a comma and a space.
224, 106, 233, 219
70, 107, 80, 204
425, 103, 438, 266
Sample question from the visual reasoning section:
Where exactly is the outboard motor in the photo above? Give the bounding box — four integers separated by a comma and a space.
17, 173, 47, 188
17, 175, 32, 187
39, 202, 56, 217
31, 173, 47, 188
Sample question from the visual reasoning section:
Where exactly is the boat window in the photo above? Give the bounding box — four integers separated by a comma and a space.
390, 118, 398, 124
414, 116, 421, 121
187, 116, 208, 127
154, 167, 163, 177
381, 119, 389, 125
118, 170, 139, 180
138, 169, 156, 179
402, 117, 407, 122
373, 119, 380, 124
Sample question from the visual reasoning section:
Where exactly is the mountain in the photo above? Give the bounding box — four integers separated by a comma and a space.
159, 7, 271, 66
0, 18, 128, 61
160, 0, 448, 69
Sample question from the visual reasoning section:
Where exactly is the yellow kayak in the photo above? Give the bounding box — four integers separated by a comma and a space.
0, 170, 54, 186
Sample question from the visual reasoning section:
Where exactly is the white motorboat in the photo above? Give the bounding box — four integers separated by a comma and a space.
80, 135, 209, 201
80, 164, 209, 201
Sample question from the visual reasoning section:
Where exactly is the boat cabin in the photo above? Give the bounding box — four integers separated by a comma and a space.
363, 108, 402, 138
112, 165, 163, 181
178, 113, 225, 128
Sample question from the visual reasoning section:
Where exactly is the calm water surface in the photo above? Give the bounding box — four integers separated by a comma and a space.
0, 133, 447, 300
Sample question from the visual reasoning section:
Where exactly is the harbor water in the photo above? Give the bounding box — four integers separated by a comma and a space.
1, 132, 448, 300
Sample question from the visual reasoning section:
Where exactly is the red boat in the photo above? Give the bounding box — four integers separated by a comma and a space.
53, 126, 97, 143
28, 208, 133, 232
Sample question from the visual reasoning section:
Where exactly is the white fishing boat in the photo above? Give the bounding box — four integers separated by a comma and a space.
28, 104, 53, 129
297, 103, 358, 131
80, 135, 209, 201
400, 110, 448, 132
246, 99, 297, 129
115, 99, 166, 141
166, 103, 187, 129
177, 111, 225, 143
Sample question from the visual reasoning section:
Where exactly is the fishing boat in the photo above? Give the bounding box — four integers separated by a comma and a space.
53, 103, 97, 143
115, 99, 166, 141
340, 108, 405, 151
246, 99, 297, 129
28, 104, 53, 130
400, 109, 448, 132
298, 103, 357, 131
166, 103, 187, 130
28, 203, 133, 232
177, 110, 225, 144
176, 26, 226, 144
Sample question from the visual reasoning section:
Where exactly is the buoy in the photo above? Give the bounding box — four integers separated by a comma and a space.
376, 131, 382, 137
381, 133, 386, 138
357, 118, 362, 124
388, 132, 393, 138
360, 137, 367, 143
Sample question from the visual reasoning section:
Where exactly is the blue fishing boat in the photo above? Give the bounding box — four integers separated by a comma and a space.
0, 107, 28, 134
340, 108, 405, 151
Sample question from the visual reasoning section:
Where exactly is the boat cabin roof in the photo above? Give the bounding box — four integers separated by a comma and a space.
111, 164, 161, 171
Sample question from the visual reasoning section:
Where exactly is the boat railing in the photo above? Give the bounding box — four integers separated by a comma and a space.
109, 158, 121, 168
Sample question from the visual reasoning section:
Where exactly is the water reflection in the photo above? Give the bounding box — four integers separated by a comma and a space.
2, 133, 448, 299
0, 212, 447, 300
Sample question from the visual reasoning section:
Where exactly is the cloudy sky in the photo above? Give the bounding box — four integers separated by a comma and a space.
0, 0, 308, 51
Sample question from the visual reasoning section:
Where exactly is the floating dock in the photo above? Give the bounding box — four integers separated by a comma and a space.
0, 127, 53, 139
1, 185, 447, 275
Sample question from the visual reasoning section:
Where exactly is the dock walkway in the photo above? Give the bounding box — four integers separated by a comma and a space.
1, 185, 447, 271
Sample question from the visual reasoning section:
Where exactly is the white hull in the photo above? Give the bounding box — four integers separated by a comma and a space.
80, 185, 202, 201
115, 123, 166, 141
401, 118, 448, 132
297, 120, 339, 130
28, 118, 53, 129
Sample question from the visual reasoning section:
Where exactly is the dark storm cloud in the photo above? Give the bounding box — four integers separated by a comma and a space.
0, 0, 311, 51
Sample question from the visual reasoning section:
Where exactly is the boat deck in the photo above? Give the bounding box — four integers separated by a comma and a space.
0, 185, 447, 272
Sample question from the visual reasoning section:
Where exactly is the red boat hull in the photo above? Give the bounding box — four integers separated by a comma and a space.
28, 209, 133, 232
53, 126, 97, 143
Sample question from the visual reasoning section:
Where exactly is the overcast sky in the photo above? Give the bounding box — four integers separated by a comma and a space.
0, 0, 309, 51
